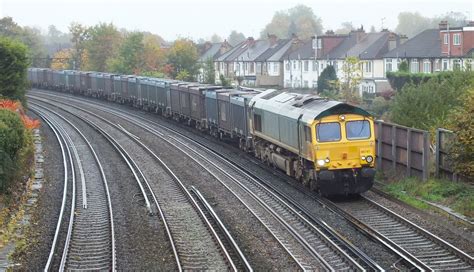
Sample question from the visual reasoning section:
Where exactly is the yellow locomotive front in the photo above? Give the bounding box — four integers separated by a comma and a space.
309, 113, 376, 195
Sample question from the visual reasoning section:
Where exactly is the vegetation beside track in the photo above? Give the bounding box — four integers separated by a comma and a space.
381, 177, 474, 219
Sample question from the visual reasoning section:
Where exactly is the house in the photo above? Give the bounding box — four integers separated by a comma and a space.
316, 28, 401, 94
214, 38, 252, 84
282, 27, 401, 94
254, 35, 300, 87
283, 40, 318, 88
383, 21, 474, 74
197, 41, 232, 83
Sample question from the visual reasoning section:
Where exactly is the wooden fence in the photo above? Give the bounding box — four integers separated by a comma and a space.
435, 128, 459, 181
374, 121, 430, 180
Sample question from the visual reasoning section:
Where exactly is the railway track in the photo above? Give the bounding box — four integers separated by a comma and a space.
29, 91, 380, 271
334, 195, 474, 271
31, 105, 115, 271
30, 90, 474, 271
190, 186, 253, 272
29, 97, 241, 271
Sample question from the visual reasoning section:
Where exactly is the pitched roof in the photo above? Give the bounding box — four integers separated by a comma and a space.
216, 41, 248, 62
235, 40, 272, 61
383, 29, 441, 58
255, 39, 290, 62
199, 43, 227, 62
287, 40, 314, 60
320, 33, 358, 59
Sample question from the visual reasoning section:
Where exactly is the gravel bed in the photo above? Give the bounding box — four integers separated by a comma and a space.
364, 190, 474, 256
30, 91, 304, 270
30, 89, 471, 270
30, 101, 177, 270
15, 110, 71, 270
36, 99, 230, 270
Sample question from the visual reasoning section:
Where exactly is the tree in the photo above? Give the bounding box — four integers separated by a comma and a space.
143, 33, 167, 72
0, 17, 46, 67
202, 57, 215, 84
335, 22, 354, 34
340, 56, 362, 104
84, 23, 122, 71
449, 88, 474, 180
227, 30, 246, 46
50, 49, 73, 70
390, 71, 473, 131
176, 70, 191, 81
399, 60, 408, 72
395, 11, 467, 38
108, 32, 145, 74
0, 37, 29, 103
317, 65, 338, 93
167, 39, 199, 80
260, 5, 323, 39
210, 34, 223, 43
69, 22, 89, 69
395, 12, 432, 37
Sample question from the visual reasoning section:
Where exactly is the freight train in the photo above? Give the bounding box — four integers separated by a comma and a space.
27, 68, 376, 195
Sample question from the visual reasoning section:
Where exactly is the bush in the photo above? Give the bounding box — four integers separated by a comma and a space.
449, 88, 474, 180
390, 71, 474, 131
0, 37, 30, 104
0, 109, 27, 191
317, 65, 338, 93
370, 96, 391, 117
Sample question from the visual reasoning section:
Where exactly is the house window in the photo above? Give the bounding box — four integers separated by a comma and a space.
304, 61, 309, 72
385, 59, 393, 72
423, 60, 431, 73
453, 34, 461, 46
317, 39, 322, 49
444, 34, 448, 44
256, 62, 261, 74
365, 61, 372, 73
312, 80, 317, 88
293, 61, 296, 69
304, 80, 308, 88
410, 59, 419, 73
250, 63, 255, 73
286, 62, 290, 71
312, 61, 317, 71
273, 63, 279, 73
453, 59, 461, 70
434, 59, 440, 71
245, 62, 248, 71
442, 59, 449, 70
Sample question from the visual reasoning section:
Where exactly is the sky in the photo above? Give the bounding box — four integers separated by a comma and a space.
1, 0, 473, 41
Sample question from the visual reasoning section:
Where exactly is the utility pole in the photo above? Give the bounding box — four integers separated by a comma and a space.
381, 17, 386, 30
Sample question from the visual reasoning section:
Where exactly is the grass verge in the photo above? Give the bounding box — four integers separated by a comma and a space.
382, 177, 474, 219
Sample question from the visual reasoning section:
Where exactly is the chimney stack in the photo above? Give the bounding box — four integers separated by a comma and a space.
439, 20, 448, 30
399, 34, 408, 44
267, 33, 278, 46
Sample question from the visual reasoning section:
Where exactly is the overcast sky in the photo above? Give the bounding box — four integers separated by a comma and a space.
1, 0, 473, 41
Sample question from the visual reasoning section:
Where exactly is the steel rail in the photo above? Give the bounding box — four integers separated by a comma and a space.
32, 108, 73, 272
29, 96, 235, 271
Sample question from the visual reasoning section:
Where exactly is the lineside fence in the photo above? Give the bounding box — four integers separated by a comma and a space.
374, 121, 460, 181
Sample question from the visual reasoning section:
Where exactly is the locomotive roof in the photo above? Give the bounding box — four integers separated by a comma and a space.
250, 89, 371, 125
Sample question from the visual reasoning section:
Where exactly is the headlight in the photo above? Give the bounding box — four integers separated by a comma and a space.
317, 159, 326, 166
365, 155, 373, 163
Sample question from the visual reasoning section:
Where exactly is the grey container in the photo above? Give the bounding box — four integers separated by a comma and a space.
230, 92, 259, 137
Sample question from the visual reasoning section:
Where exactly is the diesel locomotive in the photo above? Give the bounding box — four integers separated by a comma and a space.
27, 68, 376, 195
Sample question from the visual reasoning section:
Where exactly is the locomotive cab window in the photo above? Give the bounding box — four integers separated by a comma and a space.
304, 126, 312, 142
316, 122, 341, 142
346, 120, 370, 140
254, 114, 262, 132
